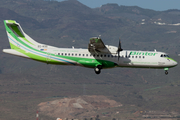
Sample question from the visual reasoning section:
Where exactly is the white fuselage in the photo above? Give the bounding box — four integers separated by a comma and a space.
37, 46, 177, 69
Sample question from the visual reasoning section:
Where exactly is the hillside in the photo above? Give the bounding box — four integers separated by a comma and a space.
1, 0, 180, 51
0, 0, 180, 120
94, 3, 180, 24
38, 95, 122, 119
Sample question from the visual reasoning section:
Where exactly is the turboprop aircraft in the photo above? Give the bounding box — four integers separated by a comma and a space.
3, 20, 178, 75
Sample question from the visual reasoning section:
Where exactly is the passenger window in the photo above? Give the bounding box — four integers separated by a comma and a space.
97, 55, 99, 57
160, 54, 163, 57
104, 55, 106, 57
143, 56, 145, 58
65, 53, 67, 56
108, 55, 110, 57
68, 53, 70, 56
111, 55, 113, 58
93, 54, 95, 57
61, 53, 63, 55
72, 54, 74, 56
58, 53, 60, 55
86, 54, 88, 57
139, 56, 141, 58
135, 56, 137, 58
79, 54, 81, 56
83, 54, 84, 56
132, 56, 134, 58
75, 54, 77, 56
101, 55, 103, 57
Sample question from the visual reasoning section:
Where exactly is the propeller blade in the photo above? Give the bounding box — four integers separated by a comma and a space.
117, 37, 123, 61
118, 50, 120, 61
118, 38, 123, 52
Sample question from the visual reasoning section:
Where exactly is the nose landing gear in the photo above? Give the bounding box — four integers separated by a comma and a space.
94, 65, 102, 74
164, 68, 169, 75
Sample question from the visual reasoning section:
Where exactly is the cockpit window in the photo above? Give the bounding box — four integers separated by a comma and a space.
160, 54, 169, 57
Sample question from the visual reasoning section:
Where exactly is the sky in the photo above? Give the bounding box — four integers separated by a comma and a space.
57, 0, 180, 11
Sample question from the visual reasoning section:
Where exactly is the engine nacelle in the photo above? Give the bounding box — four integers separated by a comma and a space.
105, 45, 118, 53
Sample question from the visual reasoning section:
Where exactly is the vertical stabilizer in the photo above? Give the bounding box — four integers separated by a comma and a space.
4, 20, 40, 49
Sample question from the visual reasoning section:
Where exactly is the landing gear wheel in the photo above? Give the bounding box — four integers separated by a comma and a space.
94, 65, 102, 74
165, 70, 168, 75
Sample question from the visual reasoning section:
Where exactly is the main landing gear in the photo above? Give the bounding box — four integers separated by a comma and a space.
164, 68, 169, 75
94, 65, 102, 74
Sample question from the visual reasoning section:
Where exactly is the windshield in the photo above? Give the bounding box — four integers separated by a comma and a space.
160, 54, 169, 58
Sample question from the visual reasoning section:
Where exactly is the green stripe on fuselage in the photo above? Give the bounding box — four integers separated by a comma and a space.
165, 57, 177, 62
6, 22, 117, 68
10, 42, 117, 68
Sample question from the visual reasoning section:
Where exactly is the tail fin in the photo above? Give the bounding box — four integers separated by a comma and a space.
3, 20, 58, 59
4, 20, 39, 49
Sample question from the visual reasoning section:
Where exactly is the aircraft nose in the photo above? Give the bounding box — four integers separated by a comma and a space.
174, 61, 178, 66
168, 58, 178, 67
172, 59, 178, 66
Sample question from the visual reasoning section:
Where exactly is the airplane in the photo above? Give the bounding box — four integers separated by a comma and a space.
2, 20, 178, 75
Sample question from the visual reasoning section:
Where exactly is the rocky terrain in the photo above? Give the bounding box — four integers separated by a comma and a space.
38, 95, 122, 119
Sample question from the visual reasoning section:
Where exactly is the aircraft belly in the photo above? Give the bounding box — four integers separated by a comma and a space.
78, 59, 117, 68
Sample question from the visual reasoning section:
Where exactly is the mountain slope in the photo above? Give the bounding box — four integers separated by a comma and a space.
0, 1, 180, 119
0, 7, 43, 29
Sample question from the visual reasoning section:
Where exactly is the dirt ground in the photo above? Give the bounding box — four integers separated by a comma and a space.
38, 95, 122, 119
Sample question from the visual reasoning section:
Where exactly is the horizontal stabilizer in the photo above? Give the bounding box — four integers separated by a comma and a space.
3, 49, 29, 58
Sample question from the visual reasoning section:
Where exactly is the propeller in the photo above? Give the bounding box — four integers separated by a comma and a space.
117, 37, 123, 61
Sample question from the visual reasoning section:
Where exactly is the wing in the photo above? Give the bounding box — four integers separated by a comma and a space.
88, 37, 110, 53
